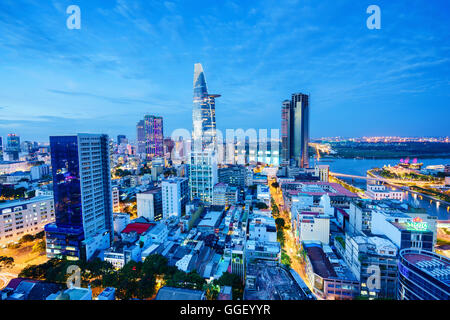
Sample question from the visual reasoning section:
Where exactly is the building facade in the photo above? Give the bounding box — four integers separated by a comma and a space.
137, 188, 163, 221
397, 248, 450, 300
189, 150, 218, 205
162, 177, 189, 219
0, 196, 54, 246
281, 93, 309, 168
136, 115, 164, 160
45, 134, 113, 261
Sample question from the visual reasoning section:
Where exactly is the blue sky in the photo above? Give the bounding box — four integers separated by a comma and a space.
0, 0, 449, 142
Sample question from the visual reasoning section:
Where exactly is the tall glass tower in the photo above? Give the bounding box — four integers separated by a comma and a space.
5, 133, 21, 161
136, 115, 164, 160
192, 63, 220, 151
45, 134, 113, 260
281, 93, 310, 168
190, 63, 219, 204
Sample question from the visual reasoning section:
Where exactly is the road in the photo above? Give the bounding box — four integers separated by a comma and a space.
269, 179, 318, 299
0, 272, 17, 290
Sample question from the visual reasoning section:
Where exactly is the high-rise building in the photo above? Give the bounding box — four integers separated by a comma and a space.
192, 63, 220, 150
137, 187, 163, 221
281, 93, 309, 168
117, 135, 127, 145
136, 120, 145, 154
136, 115, 164, 160
190, 64, 219, 205
44, 134, 113, 261
189, 150, 218, 205
5, 133, 21, 161
0, 136, 3, 160
162, 177, 189, 219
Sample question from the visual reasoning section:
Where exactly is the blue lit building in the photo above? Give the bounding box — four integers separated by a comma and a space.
45, 134, 113, 261
397, 248, 450, 300
192, 63, 220, 151
281, 94, 310, 168
5, 133, 21, 161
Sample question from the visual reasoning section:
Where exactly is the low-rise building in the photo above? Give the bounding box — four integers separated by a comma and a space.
303, 242, 359, 300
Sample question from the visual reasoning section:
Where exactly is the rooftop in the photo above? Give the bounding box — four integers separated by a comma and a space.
402, 250, 450, 285
121, 222, 155, 235
304, 243, 337, 279
0, 195, 53, 210
155, 286, 204, 300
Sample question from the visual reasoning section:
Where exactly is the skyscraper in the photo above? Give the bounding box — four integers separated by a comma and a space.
190, 64, 219, 204
136, 115, 164, 160
136, 120, 145, 154
162, 177, 189, 219
44, 134, 113, 261
189, 149, 218, 204
117, 135, 127, 145
192, 63, 220, 150
5, 133, 21, 161
281, 93, 310, 168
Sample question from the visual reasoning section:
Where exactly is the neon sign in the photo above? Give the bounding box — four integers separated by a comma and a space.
406, 220, 428, 231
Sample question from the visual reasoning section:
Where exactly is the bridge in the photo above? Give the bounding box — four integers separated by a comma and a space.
330, 172, 387, 182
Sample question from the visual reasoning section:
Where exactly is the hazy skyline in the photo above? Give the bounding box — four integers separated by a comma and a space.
0, 0, 449, 142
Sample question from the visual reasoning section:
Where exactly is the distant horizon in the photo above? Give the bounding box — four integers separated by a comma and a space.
1, 1, 449, 141
1, 133, 449, 145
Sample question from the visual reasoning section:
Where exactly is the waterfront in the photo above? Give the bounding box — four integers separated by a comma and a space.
315, 157, 450, 220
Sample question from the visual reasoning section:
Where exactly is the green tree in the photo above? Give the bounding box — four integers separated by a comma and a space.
254, 202, 268, 210
275, 218, 285, 229
214, 272, 244, 300
0, 256, 14, 270
19, 234, 35, 244
32, 240, 46, 253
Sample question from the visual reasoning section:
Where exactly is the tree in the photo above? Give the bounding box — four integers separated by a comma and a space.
19, 234, 35, 244
214, 272, 244, 300
32, 240, 46, 254
254, 202, 268, 210
281, 251, 291, 267
275, 218, 285, 229
277, 230, 285, 248
0, 256, 14, 270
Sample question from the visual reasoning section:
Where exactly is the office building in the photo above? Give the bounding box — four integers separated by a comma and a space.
117, 135, 127, 145
315, 164, 329, 182
0, 196, 55, 246
44, 134, 113, 261
398, 248, 450, 300
189, 149, 218, 204
162, 177, 189, 219
5, 134, 21, 161
192, 63, 220, 150
112, 186, 120, 213
218, 165, 246, 188
136, 115, 164, 160
137, 187, 163, 221
371, 209, 434, 251
281, 93, 309, 168
340, 234, 398, 299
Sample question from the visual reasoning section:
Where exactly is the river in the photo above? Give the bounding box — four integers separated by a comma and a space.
314, 157, 450, 220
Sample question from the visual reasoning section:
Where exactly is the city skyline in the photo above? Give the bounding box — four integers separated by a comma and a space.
0, 0, 449, 142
